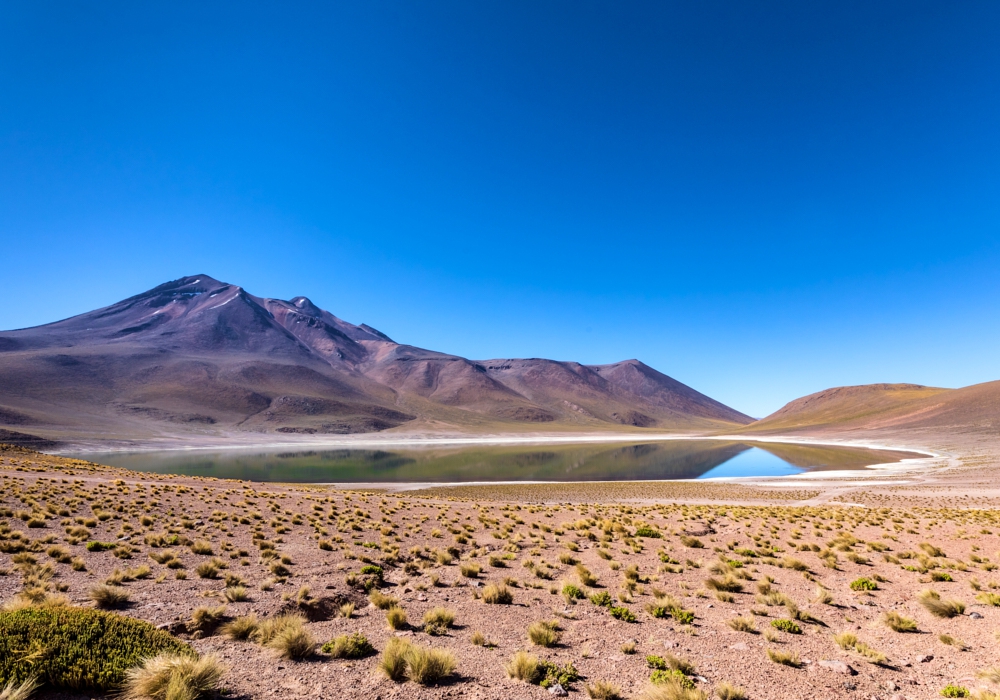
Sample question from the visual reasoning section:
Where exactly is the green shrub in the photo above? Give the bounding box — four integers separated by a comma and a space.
649, 669, 695, 689
940, 684, 970, 698
589, 591, 613, 608
771, 619, 802, 634
85, 541, 116, 553
536, 660, 579, 689
322, 633, 375, 659
609, 606, 637, 622
562, 583, 584, 601
849, 578, 877, 592
0, 606, 191, 691
634, 526, 662, 539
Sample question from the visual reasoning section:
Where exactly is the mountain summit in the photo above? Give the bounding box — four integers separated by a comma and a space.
0, 275, 752, 442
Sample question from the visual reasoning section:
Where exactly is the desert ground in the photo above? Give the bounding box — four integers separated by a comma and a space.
4, 430, 1000, 700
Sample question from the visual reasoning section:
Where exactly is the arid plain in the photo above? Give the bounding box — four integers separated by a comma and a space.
4, 418, 1000, 700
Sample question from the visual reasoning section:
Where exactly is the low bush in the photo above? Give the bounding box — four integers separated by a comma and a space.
650, 669, 695, 689
562, 583, 584, 602
322, 632, 375, 659
770, 619, 801, 634
609, 606, 637, 622
0, 606, 192, 692
589, 591, 613, 608
849, 578, 877, 592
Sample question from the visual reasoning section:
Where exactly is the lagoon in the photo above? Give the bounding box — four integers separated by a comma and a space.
81, 440, 918, 484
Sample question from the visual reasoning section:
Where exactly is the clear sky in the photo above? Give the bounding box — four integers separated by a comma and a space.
2, 1, 999, 418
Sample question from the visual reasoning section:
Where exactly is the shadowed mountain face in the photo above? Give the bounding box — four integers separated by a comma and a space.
0, 275, 753, 441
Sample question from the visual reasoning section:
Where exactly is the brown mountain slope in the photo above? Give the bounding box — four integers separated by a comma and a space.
0, 274, 751, 442
738, 381, 1000, 437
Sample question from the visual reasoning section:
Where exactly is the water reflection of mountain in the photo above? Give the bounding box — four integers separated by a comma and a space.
84, 440, 915, 484
752, 442, 916, 470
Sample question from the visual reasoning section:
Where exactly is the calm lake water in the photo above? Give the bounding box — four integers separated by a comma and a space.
81, 440, 918, 484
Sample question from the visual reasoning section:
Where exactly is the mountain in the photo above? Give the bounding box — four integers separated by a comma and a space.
0, 275, 753, 444
739, 381, 1000, 437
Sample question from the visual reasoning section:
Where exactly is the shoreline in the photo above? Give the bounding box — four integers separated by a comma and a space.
59, 433, 943, 491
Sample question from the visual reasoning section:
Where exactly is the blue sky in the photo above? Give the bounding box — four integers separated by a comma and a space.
2, 1, 999, 418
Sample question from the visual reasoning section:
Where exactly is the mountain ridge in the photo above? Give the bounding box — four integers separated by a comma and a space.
0, 274, 753, 443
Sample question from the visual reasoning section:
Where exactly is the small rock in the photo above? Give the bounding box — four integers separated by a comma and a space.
706, 604, 714, 608
663, 641, 678, 649
970, 611, 983, 619
886, 681, 898, 691
548, 683, 568, 696
729, 643, 749, 651
843, 682, 857, 691
818, 659, 854, 675
917, 654, 933, 663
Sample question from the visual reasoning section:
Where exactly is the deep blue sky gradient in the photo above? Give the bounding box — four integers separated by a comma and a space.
2, 1, 999, 417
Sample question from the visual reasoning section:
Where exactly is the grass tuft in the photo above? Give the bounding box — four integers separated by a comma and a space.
122, 653, 224, 700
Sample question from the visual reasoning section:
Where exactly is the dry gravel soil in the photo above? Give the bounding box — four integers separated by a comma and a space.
4, 444, 1000, 700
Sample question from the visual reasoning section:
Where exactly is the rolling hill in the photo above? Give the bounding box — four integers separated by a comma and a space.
739, 381, 1000, 437
0, 274, 753, 445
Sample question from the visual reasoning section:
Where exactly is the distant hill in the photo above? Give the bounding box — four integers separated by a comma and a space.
739, 381, 1000, 436
0, 275, 753, 442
